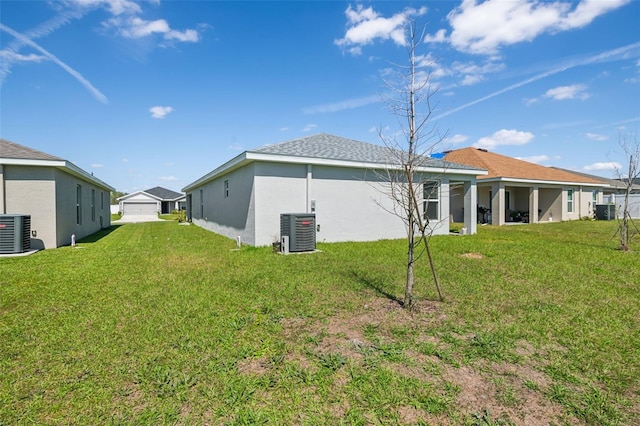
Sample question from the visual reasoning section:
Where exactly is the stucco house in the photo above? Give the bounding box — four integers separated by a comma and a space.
443, 147, 609, 225
0, 139, 114, 250
182, 133, 486, 246
118, 186, 185, 216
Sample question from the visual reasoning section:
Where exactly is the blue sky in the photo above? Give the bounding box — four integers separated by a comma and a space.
1, 0, 639, 194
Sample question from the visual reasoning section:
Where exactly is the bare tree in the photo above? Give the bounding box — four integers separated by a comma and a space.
615, 131, 640, 251
377, 22, 445, 307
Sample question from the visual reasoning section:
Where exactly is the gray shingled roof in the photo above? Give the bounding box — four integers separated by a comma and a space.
250, 133, 481, 171
0, 139, 63, 161
145, 186, 184, 200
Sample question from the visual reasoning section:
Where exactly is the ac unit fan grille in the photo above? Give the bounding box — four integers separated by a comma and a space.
0, 215, 31, 254
280, 213, 316, 252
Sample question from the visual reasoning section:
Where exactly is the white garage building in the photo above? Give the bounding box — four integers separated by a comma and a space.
118, 187, 185, 216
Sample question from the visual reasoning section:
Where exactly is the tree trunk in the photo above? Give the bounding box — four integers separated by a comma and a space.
405, 227, 415, 308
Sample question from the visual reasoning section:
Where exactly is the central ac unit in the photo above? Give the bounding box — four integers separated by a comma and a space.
280, 213, 316, 253
595, 204, 615, 221
0, 214, 31, 254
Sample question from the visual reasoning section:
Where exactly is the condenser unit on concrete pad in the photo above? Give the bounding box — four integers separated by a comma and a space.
0, 214, 31, 254
280, 213, 316, 253
595, 204, 615, 221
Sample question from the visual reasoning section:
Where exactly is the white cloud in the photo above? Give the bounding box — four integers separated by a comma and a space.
585, 132, 609, 141
68, 0, 142, 16
543, 84, 590, 100
302, 124, 317, 132
91, 163, 104, 168
445, 134, 469, 145
444, 0, 630, 55
516, 155, 551, 164
0, 51, 48, 63
451, 59, 505, 86
122, 157, 128, 162
108, 17, 199, 42
335, 5, 426, 53
159, 175, 178, 181
424, 28, 447, 43
149, 106, 174, 119
474, 129, 534, 149
584, 162, 621, 171
228, 143, 243, 151
0, 23, 108, 103
433, 42, 640, 121
303, 94, 379, 114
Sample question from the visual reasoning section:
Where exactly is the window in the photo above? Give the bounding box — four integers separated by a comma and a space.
567, 189, 574, 213
91, 189, 96, 222
200, 189, 204, 218
423, 181, 440, 221
224, 180, 229, 198
592, 190, 598, 203
76, 184, 82, 225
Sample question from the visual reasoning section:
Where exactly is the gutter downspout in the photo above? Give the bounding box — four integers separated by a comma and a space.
306, 164, 312, 213
0, 165, 5, 214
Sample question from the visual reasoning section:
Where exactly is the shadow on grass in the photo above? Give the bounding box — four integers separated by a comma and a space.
78, 225, 122, 244
350, 271, 404, 306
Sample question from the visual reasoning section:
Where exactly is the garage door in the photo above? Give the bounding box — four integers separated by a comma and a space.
123, 202, 157, 215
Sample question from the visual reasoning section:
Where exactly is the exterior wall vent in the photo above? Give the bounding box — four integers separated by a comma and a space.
0, 214, 31, 254
280, 213, 316, 252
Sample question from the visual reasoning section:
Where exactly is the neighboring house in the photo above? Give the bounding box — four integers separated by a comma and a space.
182, 133, 486, 246
552, 167, 640, 219
0, 139, 114, 250
443, 147, 608, 225
552, 167, 640, 200
118, 186, 185, 216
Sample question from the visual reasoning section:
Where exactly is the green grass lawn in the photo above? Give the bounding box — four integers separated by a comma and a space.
1, 220, 638, 425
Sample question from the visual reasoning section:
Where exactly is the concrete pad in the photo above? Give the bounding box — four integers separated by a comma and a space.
113, 215, 165, 224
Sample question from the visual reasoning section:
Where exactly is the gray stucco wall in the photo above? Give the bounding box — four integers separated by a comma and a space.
188, 161, 455, 247
190, 163, 257, 245
54, 169, 110, 248
2, 165, 110, 249
3, 166, 57, 249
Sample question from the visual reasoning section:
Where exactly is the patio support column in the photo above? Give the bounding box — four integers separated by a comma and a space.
491, 182, 505, 226
529, 186, 539, 223
463, 179, 477, 234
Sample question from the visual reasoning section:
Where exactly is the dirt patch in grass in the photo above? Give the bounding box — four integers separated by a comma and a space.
280, 296, 577, 425
237, 357, 270, 376
460, 252, 484, 259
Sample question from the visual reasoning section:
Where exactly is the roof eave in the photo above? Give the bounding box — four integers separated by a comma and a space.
2, 158, 115, 192
182, 152, 250, 192
479, 176, 609, 187
182, 151, 486, 192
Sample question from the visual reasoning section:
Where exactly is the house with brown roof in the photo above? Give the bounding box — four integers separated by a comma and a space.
0, 139, 114, 250
443, 147, 608, 225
